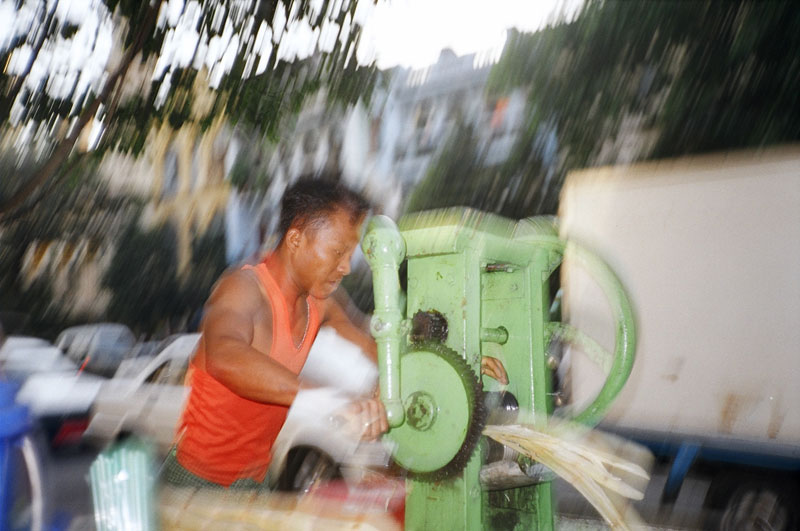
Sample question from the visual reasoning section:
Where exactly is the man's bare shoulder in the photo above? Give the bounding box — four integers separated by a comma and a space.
207, 268, 268, 313
199, 268, 275, 373
201, 268, 273, 348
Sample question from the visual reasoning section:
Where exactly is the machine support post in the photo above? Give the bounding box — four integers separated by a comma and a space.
529, 247, 556, 529
362, 216, 407, 427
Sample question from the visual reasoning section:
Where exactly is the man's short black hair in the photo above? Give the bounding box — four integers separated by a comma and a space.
278, 177, 370, 240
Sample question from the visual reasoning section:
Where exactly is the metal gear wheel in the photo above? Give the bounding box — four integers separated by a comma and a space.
386, 341, 485, 481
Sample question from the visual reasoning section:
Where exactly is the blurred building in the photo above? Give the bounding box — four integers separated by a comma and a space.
375, 48, 526, 185
262, 48, 529, 227
255, 87, 405, 240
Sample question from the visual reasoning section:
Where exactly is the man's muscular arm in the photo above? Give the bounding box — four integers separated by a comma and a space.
200, 271, 300, 406
321, 293, 378, 363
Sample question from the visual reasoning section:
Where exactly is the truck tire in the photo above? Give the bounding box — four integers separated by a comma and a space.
706, 473, 798, 531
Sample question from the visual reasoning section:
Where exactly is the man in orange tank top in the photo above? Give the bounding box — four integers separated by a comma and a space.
166, 178, 389, 488
165, 177, 507, 489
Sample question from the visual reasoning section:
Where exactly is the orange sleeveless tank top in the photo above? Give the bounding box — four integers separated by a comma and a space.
175, 261, 321, 486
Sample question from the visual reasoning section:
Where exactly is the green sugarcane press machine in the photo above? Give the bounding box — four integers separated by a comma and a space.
362, 209, 636, 530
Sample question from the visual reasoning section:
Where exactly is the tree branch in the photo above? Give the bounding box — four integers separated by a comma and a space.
0, 0, 164, 220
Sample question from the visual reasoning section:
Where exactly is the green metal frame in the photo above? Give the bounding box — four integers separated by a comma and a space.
362, 208, 637, 530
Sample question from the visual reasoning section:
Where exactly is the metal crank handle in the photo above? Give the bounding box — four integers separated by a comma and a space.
362, 215, 407, 428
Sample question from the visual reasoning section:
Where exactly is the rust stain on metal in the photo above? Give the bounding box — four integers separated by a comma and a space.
719, 393, 741, 434
767, 398, 785, 439
660, 357, 684, 383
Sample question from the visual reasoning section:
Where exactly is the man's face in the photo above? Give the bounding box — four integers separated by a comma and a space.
292, 208, 364, 299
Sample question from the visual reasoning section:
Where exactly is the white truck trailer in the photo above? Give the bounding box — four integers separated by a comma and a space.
559, 146, 800, 530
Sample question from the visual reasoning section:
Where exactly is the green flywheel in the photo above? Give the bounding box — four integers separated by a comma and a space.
387, 341, 485, 481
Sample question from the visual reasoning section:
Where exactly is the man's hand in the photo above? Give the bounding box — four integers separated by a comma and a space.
481, 356, 509, 384
343, 397, 389, 441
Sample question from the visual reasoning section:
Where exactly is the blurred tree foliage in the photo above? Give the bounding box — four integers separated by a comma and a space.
490, 0, 800, 162
0, 146, 227, 337
1, 0, 380, 337
0, 151, 139, 337
406, 118, 553, 218
183, 222, 228, 324
103, 221, 226, 336
413, 0, 800, 217
406, 122, 488, 213
0, 0, 379, 218
103, 223, 182, 335
228, 128, 275, 190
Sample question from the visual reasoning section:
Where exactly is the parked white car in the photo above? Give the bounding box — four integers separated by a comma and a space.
17, 371, 105, 446
84, 334, 201, 452
56, 323, 136, 376
1, 336, 104, 447
0, 337, 76, 380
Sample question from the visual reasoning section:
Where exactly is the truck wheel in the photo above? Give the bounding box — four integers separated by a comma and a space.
712, 478, 797, 531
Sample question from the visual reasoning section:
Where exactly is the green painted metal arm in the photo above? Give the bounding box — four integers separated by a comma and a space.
361, 215, 407, 428
560, 242, 636, 426
545, 322, 614, 375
